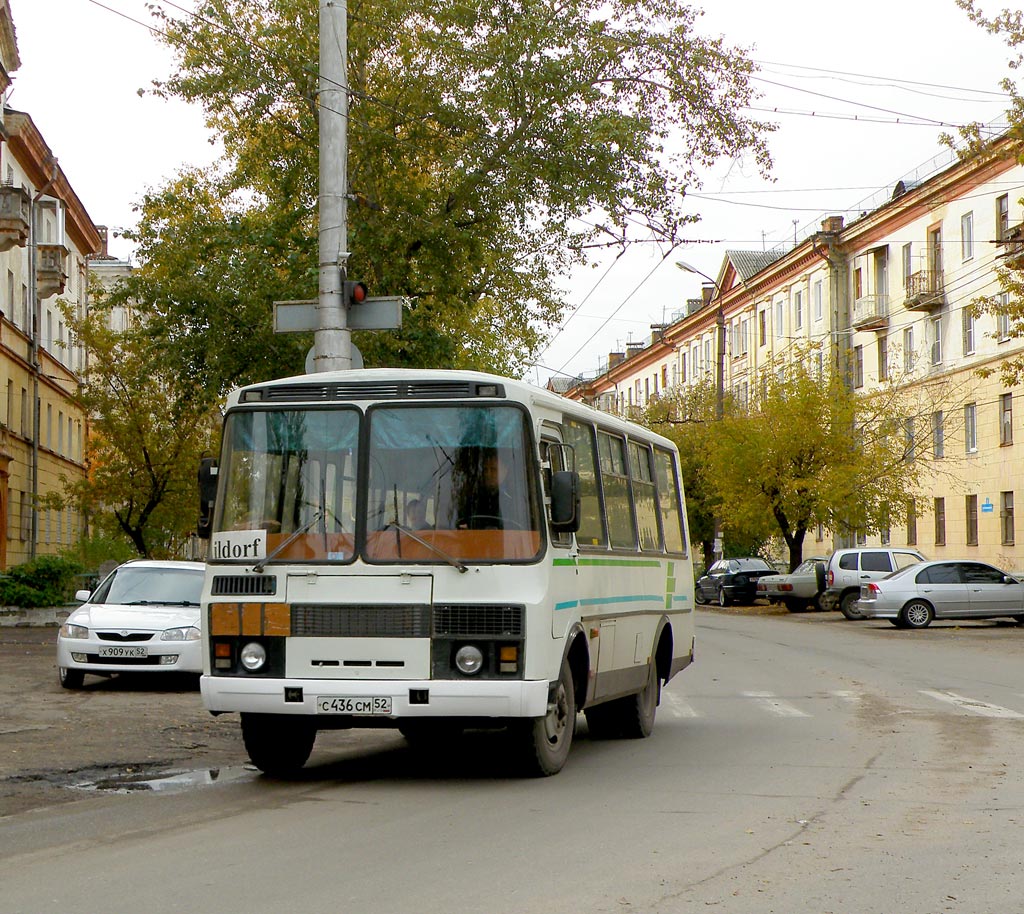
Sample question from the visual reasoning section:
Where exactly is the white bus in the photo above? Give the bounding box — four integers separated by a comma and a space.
198, 369, 695, 776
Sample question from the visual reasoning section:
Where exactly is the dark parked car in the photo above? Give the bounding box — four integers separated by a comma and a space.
696, 557, 776, 606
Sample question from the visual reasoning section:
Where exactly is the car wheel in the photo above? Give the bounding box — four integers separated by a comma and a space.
58, 666, 84, 689
900, 600, 934, 629
694, 586, 706, 605
717, 587, 729, 607
839, 591, 865, 620
241, 713, 317, 777
783, 598, 809, 613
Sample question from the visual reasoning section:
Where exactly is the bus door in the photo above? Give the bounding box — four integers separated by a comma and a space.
541, 430, 579, 640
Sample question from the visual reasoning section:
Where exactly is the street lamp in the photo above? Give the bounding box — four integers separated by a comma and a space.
676, 261, 726, 561
675, 261, 725, 421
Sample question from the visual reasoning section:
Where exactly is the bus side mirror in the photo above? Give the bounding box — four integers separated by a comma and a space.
550, 470, 580, 533
197, 457, 219, 539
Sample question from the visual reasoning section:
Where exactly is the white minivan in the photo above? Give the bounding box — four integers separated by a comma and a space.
823, 548, 926, 619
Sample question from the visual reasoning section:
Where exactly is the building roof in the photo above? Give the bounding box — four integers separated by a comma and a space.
724, 250, 784, 282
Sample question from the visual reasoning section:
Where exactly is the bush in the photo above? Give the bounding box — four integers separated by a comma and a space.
0, 555, 86, 608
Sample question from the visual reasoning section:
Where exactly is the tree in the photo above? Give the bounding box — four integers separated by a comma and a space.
54, 300, 222, 557
126, 0, 772, 393
699, 361, 924, 571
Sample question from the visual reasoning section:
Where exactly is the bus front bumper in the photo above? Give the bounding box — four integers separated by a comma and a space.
201, 675, 551, 719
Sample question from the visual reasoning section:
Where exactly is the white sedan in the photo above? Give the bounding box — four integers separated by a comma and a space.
57, 559, 206, 688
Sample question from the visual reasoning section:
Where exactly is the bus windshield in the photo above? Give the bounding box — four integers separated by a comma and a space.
216, 407, 360, 562
363, 404, 542, 563
213, 403, 542, 564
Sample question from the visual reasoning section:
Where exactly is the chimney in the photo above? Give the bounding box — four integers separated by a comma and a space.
702, 282, 716, 305
820, 215, 844, 234
608, 352, 624, 368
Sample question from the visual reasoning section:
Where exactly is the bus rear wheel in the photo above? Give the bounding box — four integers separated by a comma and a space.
241, 713, 317, 778
584, 661, 659, 739
514, 658, 575, 777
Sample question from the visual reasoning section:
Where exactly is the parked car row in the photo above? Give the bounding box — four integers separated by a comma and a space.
698, 546, 1024, 630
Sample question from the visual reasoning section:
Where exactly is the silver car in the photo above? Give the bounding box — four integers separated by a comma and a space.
857, 559, 1024, 629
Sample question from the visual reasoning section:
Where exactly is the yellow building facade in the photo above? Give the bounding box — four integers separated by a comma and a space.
0, 3, 99, 568
564, 136, 1024, 571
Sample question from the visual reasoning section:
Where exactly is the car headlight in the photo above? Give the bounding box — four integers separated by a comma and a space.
59, 622, 89, 639
161, 626, 201, 642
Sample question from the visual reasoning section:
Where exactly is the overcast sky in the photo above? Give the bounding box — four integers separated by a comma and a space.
8, 0, 1018, 383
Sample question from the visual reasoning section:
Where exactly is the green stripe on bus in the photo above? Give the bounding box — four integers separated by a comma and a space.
552, 558, 663, 568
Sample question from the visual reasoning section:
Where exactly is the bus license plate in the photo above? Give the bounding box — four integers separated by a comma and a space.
316, 696, 392, 715
98, 646, 148, 658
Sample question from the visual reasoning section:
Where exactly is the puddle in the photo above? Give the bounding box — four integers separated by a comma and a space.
69, 765, 256, 794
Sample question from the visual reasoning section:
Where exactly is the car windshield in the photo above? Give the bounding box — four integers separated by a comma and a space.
91, 567, 204, 606
733, 559, 771, 571
792, 560, 819, 574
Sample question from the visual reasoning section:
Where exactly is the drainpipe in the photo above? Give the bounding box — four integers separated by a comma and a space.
28, 156, 58, 560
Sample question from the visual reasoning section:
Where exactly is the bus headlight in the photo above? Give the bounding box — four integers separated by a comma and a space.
240, 642, 267, 671
455, 644, 484, 675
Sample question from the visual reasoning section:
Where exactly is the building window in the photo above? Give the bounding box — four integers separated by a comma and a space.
998, 292, 1011, 342
814, 280, 823, 321
902, 243, 913, 288
774, 299, 783, 338
759, 310, 767, 347
965, 402, 977, 453
966, 494, 979, 546
1001, 393, 1013, 445
934, 497, 945, 546
853, 345, 864, 388
794, 289, 803, 330
962, 307, 976, 355
1001, 491, 1015, 546
930, 317, 942, 365
20, 388, 26, 437
961, 211, 974, 260
904, 417, 915, 463
856, 528, 867, 545
995, 193, 1010, 243
906, 498, 917, 545
877, 336, 888, 382
932, 410, 944, 458
903, 326, 915, 374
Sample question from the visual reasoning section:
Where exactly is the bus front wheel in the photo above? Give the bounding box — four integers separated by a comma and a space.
514, 659, 575, 777
241, 713, 317, 778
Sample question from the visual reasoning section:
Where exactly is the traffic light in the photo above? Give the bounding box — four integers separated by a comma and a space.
344, 280, 368, 304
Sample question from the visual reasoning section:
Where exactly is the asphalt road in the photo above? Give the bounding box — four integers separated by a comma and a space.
3, 608, 1024, 914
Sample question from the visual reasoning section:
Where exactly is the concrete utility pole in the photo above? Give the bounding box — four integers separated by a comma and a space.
314, 0, 351, 371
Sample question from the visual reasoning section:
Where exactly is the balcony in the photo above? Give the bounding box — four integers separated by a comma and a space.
0, 185, 30, 252
998, 222, 1024, 266
904, 270, 944, 312
852, 293, 889, 331
37, 242, 69, 298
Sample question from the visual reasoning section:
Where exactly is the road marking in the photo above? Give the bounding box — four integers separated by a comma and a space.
742, 691, 811, 718
830, 690, 863, 702
921, 690, 1024, 719
663, 691, 700, 718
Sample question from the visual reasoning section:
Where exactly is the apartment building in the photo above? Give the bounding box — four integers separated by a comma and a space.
0, 2, 100, 567
561, 135, 1024, 570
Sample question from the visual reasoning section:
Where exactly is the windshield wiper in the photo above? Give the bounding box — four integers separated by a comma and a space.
253, 509, 324, 573
384, 521, 467, 574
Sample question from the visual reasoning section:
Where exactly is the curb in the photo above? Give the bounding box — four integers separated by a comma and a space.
0, 606, 73, 627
